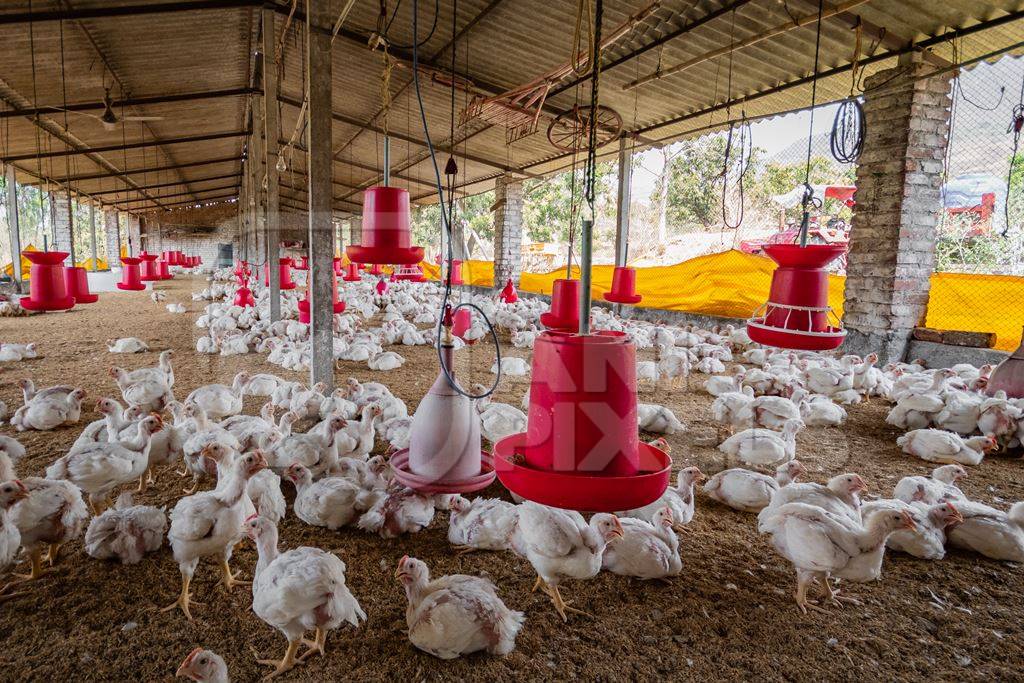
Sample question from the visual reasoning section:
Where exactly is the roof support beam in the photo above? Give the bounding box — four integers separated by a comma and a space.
27, 155, 242, 185
0, 87, 258, 120
89, 172, 242, 196
1, 130, 249, 163
0, 0, 259, 25
264, 7, 282, 322
117, 190, 239, 209
111, 184, 239, 206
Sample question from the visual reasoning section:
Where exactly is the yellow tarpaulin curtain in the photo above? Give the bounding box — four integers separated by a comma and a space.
409, 249, 1020, 351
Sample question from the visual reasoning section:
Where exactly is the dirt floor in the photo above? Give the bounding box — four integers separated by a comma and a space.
0, 274, 1022, 682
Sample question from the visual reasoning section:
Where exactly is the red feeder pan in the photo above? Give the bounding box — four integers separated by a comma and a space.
540, 278, 580, 331
64, 266, 98, 304
117, 256, 146, 291
20, 251, 75, 311
500, 278, 518, 304
138, 252, 160, 281
297, 275, 345, 323
233, 280, 255, 307
157, 259, 173, 280
346, 186, 424, 265
747, 244, 846, 351
294, 255, 309, 271
369, 263, 384, 276
603, 266, 643, 305
494, 330, 670, 512
264, 257, 297, 290
394, 264, 426, 282
342, 263, 362, 282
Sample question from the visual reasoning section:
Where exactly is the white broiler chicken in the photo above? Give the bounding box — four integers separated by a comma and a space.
0, 480, 29, 597
896, 429, 998, 466
490, 356, 530, 376
162, 450, 268, 619
510, 502, 623, 621
46, 415, 163, 513
893, 464, 967, 505
246, 515, 366, 677
445, 495, 519, 553
741, 390, 805, 430
11, 387, 87, 432
181, 403, 243, 494
175, 648, 229, 683
8, 477, 88, 585
84, 491, 166, 564
107, 337, 150, 353
718, 419, 803, 466
861, 498, 962, 560
620, 466, 704, 530
395, 555, 524, 660
186, 372, 250, 419
357, 484, 435, 538
760, 502, 916, 613
799, 394, 847, 427
946, 500, 1024, 562
710, 385, 755, 437
474, 387, 527, 445
758, 472, 867, 528
268, 415, 347, 478
602, 507, 681, 580
284, 463, 361, 530
703, 460, 805, 513
636, 403, 687, 435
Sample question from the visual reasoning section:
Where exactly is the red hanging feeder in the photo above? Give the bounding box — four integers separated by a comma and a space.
64, 266, 98, 304
264, 257, 297, 290
375, 278, 388, 296
369, 263, 384, 276
746, 244, 846, 351
499, 278, 518, 303
297, 274, 345, 323
293, 255, 309, 271
494, 330, 671, 512
138, 252, 160, 281
333, 257, 342, 275
447, 260, 464, 285
116, 256, 146, 291
603, 266, 642, 305
394, 264, 426, 281
157, 258, 173, 280
233, 278, 255, 307
233, 260, 249, 278
346, 186, 424, 265
20, 251, 75, 311
342, 262, 362, 282
540, 278, 580, 331
451, 308, 472, 340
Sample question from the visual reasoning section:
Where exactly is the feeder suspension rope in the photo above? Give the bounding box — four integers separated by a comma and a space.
830, 21, 866, 164
798, 0, 824, 248
720, 114, 752, 230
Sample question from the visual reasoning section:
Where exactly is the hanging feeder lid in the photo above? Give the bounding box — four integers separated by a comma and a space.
603, 266, 643, 305
346, 186, 424, 265
762, 243, 846, 268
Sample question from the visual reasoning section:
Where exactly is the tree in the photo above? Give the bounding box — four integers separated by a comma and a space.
522, 161, 614, 244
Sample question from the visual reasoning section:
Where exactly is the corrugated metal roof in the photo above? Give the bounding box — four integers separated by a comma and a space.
0, 0, 1020, 215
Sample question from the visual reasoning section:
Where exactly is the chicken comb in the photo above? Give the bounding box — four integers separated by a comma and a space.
182, 646, 203, 665
244, 512, 260, 523
13, 479, 27, 492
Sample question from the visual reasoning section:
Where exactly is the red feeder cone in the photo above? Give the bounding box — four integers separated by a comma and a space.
157, 259, 173, 280
540, 278, 580, 331
175, 250, 185, 266
139, 252, 160, 281
447, 260, 464, 286
603, 266, 642, 305
375, 278, 388, 296
342, 263, 361, 282
264, 257, 297, 290
20, 251, 75, 311
346, 186, 424, 265
333, 257, 342, 275
298, 273, 345, 323
500, 278, 518, 303
494, 331, 670, 512
117, 256, 146, 291
233, 279, 255, 307
369, 263, 384, 276
451, 308, 472, 340
747, 244, 846, 351
64, 266, 98, 304
294, 255, 309, 271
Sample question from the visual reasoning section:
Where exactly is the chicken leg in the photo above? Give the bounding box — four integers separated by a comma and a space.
257, 639, 302, 679
298, 628, 327, 662
8, 549, 52, 584
794, 570, 827, 615
220, 557, 249, 591
161, 571, 204, 620
543, 583, 591, 622
45, 542, 64, 567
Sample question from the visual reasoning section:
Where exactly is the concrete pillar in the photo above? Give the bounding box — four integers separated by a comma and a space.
263, 6, 282, 322
89, 203, 98, 271
307, 0, 334, 390
614, 137, 632, 267
492, 174, 524, 287
348, 216, 361, 246
5, 165, 22, 290
842, 59, 953, 363
104, 209, 120, 266
53, 192, 74, 261
128, 215, 141, 256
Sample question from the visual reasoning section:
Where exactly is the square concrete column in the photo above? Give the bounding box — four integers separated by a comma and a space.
104, 209, 120, 266
128, 215, 141, 256
348, 216, 361, 246
53, 192, 74, 261
492, 174, 524, 287
842, 59, 953, 363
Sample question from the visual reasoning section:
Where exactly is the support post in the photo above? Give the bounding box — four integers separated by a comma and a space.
53, 192, 75, 263
614, 137, 632, 267
5, 165, 22, 290
104, 208, 120, 266
491, 174, 524, 288
263, 6, 281, 322
251, 98, 265, 266
307, 0, 334, 390
89, 203, 98, 271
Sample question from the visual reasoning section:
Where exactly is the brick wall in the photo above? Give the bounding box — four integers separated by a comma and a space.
53, 193, 73, 258
139, 202, 240, 267
492, 174, 524, 287
104, 210, 121, 266
842, 59, 953, 362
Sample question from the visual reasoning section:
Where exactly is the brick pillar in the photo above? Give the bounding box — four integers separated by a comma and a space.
104, 210, 120, 266
492, 174, 524, 287
128, 215, 141, 255
842, 59, 952, 363
348, 216, 361, 246
53, 193, 73, 259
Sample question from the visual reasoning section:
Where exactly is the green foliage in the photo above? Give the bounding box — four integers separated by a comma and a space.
522, 162, 615, 243
409, 190, 495, 258
935, 212, 1015, 273
663, 136, 730, 229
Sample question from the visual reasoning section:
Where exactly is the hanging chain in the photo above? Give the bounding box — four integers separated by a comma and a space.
583, 0, 603, 217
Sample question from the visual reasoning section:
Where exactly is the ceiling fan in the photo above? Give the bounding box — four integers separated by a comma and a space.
59, 88, 164, 131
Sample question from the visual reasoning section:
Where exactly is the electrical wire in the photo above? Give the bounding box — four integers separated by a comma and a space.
830, 22, 865, 164
720, 114, 752, 229
383, 0, 440, 50
798, 0, 824, 248
1004, 74, 1024, 238
409, 0, 501, 400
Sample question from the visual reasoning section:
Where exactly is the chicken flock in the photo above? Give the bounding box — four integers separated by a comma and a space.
0, 262, 1021, 681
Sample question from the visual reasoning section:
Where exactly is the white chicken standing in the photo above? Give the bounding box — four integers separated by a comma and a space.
162, 450, 268, 619
8, 476, 89, 586
246, 515, 366, 677
0, 480, 29, 598
84, 491, 167, 564
510, 502, 623, 621
445, 495, 519, 553
703, 460, 805, 513
602, 507, 681, 580
396, 554, 524, 660
760, 502, 917, 613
